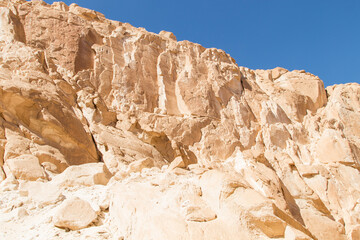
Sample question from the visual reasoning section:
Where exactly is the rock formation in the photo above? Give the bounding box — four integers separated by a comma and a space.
0, 0, 359, 239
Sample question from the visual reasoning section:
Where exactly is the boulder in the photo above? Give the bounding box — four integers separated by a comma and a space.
19, 181, 64, 205
0, 0, 359, 239
4, 154, 46, 181
51, 163, 111, 187
53, 197, 97, 230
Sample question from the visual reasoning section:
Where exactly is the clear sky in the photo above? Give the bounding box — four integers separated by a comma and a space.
43, 0, 360, 87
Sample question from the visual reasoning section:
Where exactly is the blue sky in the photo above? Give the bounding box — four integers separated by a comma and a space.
43, 0, 360, 87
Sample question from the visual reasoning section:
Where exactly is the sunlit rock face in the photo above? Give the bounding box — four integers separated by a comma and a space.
0, 0, 359, 239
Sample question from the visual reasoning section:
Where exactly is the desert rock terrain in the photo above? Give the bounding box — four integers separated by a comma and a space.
0, 0, 360, 239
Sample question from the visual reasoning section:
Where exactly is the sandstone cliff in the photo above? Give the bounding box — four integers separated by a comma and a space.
0, 0, 359, 239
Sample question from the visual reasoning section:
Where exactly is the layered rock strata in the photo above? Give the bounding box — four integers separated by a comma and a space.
0, 0, 359, 239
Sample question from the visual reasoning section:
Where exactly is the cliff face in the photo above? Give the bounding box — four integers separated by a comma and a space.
0, 1, 360, 239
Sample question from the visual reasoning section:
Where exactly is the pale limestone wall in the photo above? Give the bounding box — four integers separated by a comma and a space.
0, 0, 359, 239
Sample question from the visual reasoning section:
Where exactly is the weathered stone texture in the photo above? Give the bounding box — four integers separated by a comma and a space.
0, 0, 359, 239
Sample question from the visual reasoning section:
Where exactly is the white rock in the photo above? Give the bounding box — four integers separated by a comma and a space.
53, 197, 97, 230
52, 163, 112, 187
4, 155, 46, 181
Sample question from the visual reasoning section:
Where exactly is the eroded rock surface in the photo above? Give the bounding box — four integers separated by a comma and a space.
0, 0, 359, 239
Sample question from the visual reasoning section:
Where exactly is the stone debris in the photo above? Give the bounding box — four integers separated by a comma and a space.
52, 197, 98, 230
0, 0, 359, 239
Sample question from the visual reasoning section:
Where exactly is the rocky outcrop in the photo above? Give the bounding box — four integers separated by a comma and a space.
0, 0, 359, 239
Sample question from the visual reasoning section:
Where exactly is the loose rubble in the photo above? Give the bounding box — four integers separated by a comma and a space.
0, 0, 359, 239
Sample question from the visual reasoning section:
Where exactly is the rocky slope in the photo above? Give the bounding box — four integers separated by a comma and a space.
0, 0, 359, 239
